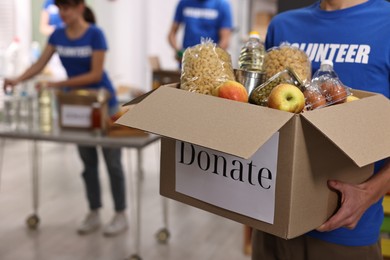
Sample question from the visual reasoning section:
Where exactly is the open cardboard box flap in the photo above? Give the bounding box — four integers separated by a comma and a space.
118, 86, 390, 164
117, 85, 294, 159
302, 93, 390, 167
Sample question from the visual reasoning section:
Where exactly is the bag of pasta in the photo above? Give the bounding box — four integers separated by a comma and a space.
180, 39, 235, 95
264, 42, 311, 84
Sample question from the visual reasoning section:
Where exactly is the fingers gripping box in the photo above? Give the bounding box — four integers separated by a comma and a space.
117, 85, 390, 239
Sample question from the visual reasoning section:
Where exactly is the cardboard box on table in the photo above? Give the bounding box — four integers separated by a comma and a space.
57, 89, 109, 131
117, 84, 390, 239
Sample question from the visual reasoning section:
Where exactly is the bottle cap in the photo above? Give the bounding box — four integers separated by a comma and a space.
249, 31, 260, 40
321, 60, 333, 67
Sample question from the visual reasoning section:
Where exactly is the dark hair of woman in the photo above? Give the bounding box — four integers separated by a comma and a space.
55, 0, 85, 7
83, 6, 96, 24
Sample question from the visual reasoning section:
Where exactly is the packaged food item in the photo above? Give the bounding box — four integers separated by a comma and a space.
305, 60, 351, 110
238, 31, 265, 72
303, 86, 327, 110
249, 68, 304, 106
38, 82, 53, 133
180, 39, 235, 95
235, 69, 266, 95
91, 102, 102, 135
264, 43, 311, 84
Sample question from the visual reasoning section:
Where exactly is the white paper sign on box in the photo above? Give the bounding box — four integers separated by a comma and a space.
175, 132, 279, 224
61, 104, 92, 128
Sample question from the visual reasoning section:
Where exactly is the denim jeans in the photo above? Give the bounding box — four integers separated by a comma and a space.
77, 104, 126, 212
77, 145, 126, 212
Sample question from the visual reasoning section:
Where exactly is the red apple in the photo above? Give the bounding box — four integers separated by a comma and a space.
214, 80, 248, 103
267, 83, 305, 113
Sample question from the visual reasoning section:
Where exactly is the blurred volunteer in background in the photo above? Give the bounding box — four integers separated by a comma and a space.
4, 0, 128, 237
39, 0, 67, 79
40, 0, 64, 36
168, 0, 234, 62
252, 0, 390, 259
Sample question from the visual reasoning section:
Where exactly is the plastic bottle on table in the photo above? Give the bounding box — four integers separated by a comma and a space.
3, 89, 16, 129
18, 86, 30, 130
238, 31, 265, 72
30, 41, 41, 64
4, 37, 22, 77
38, 82, 53, 132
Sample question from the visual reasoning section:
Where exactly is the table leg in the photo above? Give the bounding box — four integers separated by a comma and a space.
155, 197, 170, 244
127, 148, 143, 260
155, 140, 170, 244
26, 140, 40, 229
136, 148, 142, 254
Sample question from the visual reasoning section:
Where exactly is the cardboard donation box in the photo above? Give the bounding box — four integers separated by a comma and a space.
106, 107, 148, 137
117, 85, 390, 239
57, 89, 109, 131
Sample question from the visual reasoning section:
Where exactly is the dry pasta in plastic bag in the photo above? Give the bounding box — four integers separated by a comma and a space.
264, 42, 311, 84
180, 39, 235, 95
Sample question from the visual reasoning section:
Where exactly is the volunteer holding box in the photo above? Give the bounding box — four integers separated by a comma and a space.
251, 1, 390, 259
4, 0, 128, 237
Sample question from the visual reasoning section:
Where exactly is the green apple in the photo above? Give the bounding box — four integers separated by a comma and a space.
267, 83, 305, 113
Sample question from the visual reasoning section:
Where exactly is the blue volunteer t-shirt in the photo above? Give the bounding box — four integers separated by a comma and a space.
174, 0, 233, 48
48, 25, 117, 108
43, 0, 63, 28
265, 0, 390, 246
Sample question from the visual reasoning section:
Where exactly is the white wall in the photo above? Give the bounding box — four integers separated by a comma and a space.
93, 1, 148, 90
147, 0, 182, 70
15, 0, 32, 73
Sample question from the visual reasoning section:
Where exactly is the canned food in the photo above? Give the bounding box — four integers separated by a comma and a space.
234, 69, 266, 95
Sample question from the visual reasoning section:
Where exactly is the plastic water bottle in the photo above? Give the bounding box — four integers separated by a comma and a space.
38, 82, 53, 132
30, 41, 41, 64
4, 37, 22, 77
3, 89, 16, 129
312, 60, 339, 83
17, 86, 30, 130
238, 31, 265, 72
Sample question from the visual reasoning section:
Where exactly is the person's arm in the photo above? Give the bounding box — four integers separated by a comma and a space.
47, 50, 105, 88
218, 28, 232, 50
3, 44, 55, 89
217, 0, 233, 50
40, 10, 56, 36
168, 22, 181, 52
317, 158, 390, 232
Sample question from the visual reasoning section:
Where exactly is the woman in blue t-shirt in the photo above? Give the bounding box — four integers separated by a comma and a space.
4, 0, 128, 237
252, 0, 390, 259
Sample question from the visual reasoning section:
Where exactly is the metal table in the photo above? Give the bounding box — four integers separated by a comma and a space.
0, 125, 167, 260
